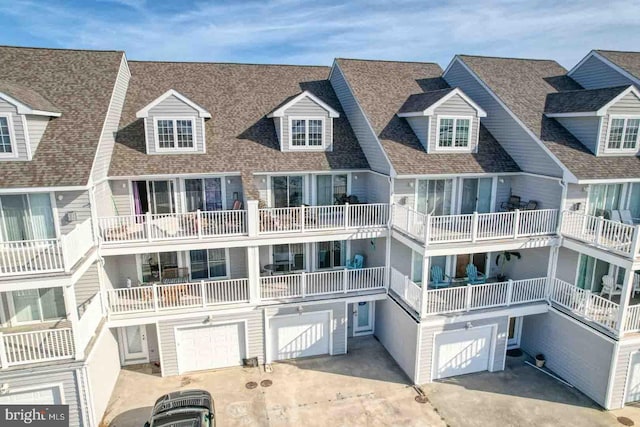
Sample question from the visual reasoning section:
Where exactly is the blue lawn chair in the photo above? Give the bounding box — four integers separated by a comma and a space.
430, 265, 451, 289
466, 264, 486, 284
347, 254, 364, 269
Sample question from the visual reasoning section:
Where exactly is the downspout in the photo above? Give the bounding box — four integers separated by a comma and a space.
385, 176, 393, 290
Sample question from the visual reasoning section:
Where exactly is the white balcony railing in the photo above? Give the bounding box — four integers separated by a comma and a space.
392, 204, 558, 245
98, 210, 247, 244
625, 305, 640, 333
0, 239, 64, 276
560, 210, 640, 257
260, 267, 387, 300
258, 203, 389, 234
105, 278, 250, 315
548, 278, 619, 331
0, 328, 75, 367
389, 268, 422, 313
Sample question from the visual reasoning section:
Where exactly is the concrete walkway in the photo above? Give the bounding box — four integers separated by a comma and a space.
103, 336, 446, 427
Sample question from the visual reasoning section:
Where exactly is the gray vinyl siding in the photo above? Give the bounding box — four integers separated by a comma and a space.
520, 309, 614, 407
374, 298, 419, 382
145, 95, 205, 154
351, 171, 389, 204
494, 175, 512, 211
267, 301, 347, 355
75, 262, 100, 317
570, 55, 635, 90
103, 254, 138, 289
350, 171, 367, 202
0, 98, 28, 160
508, 175, 562, 209
501, 246, 551, 280
564, 183, 588, 213
599, 92, 640, 156
225, 175, 244, 207
85, 327, 120, 426
417, 315, 508, 384
229, 247, 247, 279
55, 190, 92, 235
158, 309, 264, 376
25, 115, 50, 156
406, 116, 429, 151
281, 97, 333, 151
91, 55, 130, 183
350, 237, 386, 268
610, 340, 640, 409
430, 94, 480, 153
0, 366, 85, 426
556, 117, 600, 154
273, 117, 282, 149
390, 237, 412, 277
94, 180, 115, 218
109, 180, 131, 216
146, 324, 160, 363
556, 247, 580, 283
393, 178, 415, 207
444, 60, 563, 177
330, 64, 393, 175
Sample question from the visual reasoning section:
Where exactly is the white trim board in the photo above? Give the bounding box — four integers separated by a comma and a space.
397, 87, 487, 118
136, 89, 211, 119
267, 90, 340, 118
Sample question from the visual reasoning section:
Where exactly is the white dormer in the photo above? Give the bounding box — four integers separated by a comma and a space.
136, 89, 211, 155
545, 85, 640, 156
267, 91, 340, 152
397, 87, 487, 153
0, 82, 60, 161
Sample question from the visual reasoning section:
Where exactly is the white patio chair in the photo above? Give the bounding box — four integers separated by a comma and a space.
620, 210, 635, 225
600, 275, 623, 300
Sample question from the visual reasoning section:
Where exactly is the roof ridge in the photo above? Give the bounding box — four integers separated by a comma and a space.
0, 44, 123, 53
458, 53, 559, 63
129, 59, 330, 68
335, 57, 440, 66
596, 49, 640, 55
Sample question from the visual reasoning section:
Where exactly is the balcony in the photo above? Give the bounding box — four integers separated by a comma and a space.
0, 218, 94, 278
560, 210, 640, 258
392, 204, 558, 246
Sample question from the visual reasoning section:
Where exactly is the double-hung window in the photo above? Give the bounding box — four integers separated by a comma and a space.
155, 118, 195, 151
290, 118, 324, 148
607, 117, 640, 151
0, 115, 15, 156
437, 117, 471, 149
190, 248, 228, 280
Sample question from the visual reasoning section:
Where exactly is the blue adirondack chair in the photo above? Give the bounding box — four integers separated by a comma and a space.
346, 254, 364, 269
430, 265, 450, 289
466, 263, 486, 285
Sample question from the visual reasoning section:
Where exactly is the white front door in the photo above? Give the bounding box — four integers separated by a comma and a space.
626, 352, 640, 403
176, 323, 245, 374
270, 312, 331, 361
0, 385, 62, 404
433, 326, 494, 380
119, 325, 148, 365
507, 317, 522, 349
353, 301, 374, 336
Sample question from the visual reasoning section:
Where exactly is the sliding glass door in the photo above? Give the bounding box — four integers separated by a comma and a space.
576, 254, 610, 293
12, 288, 65, 323
132, 180, 176, 215
316, 175, 347, 205
416, 179, 453, 215
0, 194, 56, 242
190, 248, 228, 280
460, 178, 492, 214
588, 184, 622, 217
272, 176, 304, 207
184, 178, 223, 212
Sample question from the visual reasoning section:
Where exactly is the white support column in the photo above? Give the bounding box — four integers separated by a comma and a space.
546, 246, 559, 300
247, 246, 261, 304
419, 255, 431, 318
616, 268, 635, 337
63, 284, 83, 360
0, 333, 7, 369
246, 200, 259, 238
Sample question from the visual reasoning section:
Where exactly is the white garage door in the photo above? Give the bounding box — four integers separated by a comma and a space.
0, 385, 62, 404
434, 326, 494, 380
176, 322, 246, 374
626, 352, 640, 403
270, 312, 331, 361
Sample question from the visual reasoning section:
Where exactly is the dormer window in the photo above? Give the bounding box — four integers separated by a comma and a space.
0, 114, 14, 155
437, 117, 471, 149
607, 117, 640, 151
291, 118, 324, 148
154, 118, 195, 152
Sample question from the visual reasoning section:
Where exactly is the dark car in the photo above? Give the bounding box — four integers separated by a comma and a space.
144, 389, 214, 427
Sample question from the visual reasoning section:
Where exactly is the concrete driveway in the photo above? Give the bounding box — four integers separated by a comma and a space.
422, 355, 627, 427
103, 336, 446, 427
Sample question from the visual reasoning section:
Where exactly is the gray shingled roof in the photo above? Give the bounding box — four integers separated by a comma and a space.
0, 81, 60, 114
458, 55, 640, 180
596, 50, 640, 80
545, 85, 630, 114
110, 61, 369, 199
335, 58, 520, 175
398, 87, 455, 114
0, 46, 124, 188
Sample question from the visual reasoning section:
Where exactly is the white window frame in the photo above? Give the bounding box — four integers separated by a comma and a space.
269, 243, 307, 273
604, 115, 640, 153
0, 113, 18, 159
288, 116, 326, 150
153, 116, 198, 153
188, 248, 231, 281
269, 174, 307, 207
435, 115, 473, 151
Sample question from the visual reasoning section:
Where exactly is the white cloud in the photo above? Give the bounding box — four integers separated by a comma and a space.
2, 0, 640, 68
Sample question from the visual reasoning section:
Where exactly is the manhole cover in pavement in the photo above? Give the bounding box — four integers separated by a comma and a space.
245, 381, 258, 389
414, 395, 429, 404
618, 417, 634, 426
260, 379, 273, 387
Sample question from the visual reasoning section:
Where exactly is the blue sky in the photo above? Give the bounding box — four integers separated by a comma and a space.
1, 0, 639, 69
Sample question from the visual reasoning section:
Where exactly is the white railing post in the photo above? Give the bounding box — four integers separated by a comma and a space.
595, 216, 604, 246
145, 211, 152, 242
583, 290, 592, 317
343, 268, 348, 294
0, 333, 7, 369
465, 284, 472, 312
424, 214, 431, 245
60, 235, 71, 273
247, 200, 259, 238
344, 203, 350, 229
506, 279, 514, 306
152, 283, 159, 312
471, 212, 479, 243
201, 280, 207, 307
631, 226, 640, 258
301, 271, 306, 298
406, 206, 411, 233
197, 210, 203, 239
300, 205, 305, 233
513, 209, 521, 239
404, 275, 409, 300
